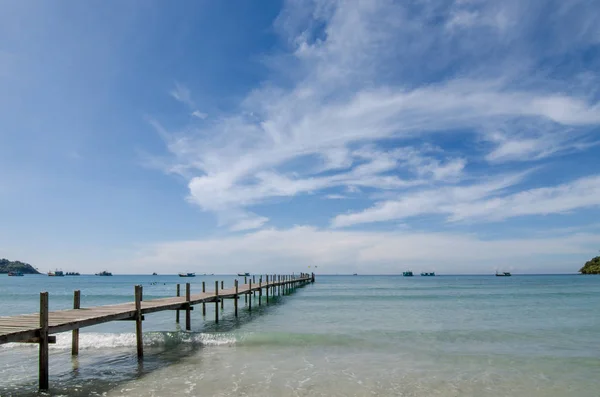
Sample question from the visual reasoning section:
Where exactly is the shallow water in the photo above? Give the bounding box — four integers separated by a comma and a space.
1, 274, 599, 396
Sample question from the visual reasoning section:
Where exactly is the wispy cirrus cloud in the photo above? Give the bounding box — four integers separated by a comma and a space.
152, 0, 600, 231
332, 174, 600, 228
170, 82, 208, 120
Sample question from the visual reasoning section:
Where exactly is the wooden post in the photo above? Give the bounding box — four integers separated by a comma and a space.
221, 280, 224, 310
234, 280, 238, 317
185, 283, 191, 331
253, 275, 256, 297
202, 281, 206, 316
175, 284, 180, 323
135, 285, 143, 358
248, 279, 252, 311
244, 276, 248, 304
266, 275, 269, 303
259, 277, 262, 306
215, 280, 219, 323
72, 290, 80, 356
39, 292, 49, 390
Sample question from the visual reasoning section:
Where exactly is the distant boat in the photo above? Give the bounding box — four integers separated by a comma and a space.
8, 271, 24, 277
237, 272, 250, 277
179, 273, 196, 277
48, 270, 64, 277
403, 271, 414, 277
152, 272, 158, 276
65, 272, 80, 276
420, 272, 435, 276
353, 273, 358, 276
496, 271, 511, 277
95, 270, 113, 276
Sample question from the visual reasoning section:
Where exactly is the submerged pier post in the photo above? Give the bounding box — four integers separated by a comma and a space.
39, 292, 49, 390
135, 285, 143, 358
175, 284, 180, 323
72, 290, 80, 356
248, 279, 252, 311
185, 283, 191, 331
215, 280, 219, 323
234, 280, 238, 317
221, 280, 224, 310
202, 281, 206, 316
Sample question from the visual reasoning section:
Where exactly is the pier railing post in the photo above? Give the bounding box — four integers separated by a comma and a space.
215, 281, 219, 323
185, 283, 191, 331
135, 285, 143, 358
202, 281, 206, 316
39, 292, 49, 390
221, 280, 224, 310
259, 277, 262, 306
72, 290, 80, 356
234, 280, 238, 317
175, 284, 180, 323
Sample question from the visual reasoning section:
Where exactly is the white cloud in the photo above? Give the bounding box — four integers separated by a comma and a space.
170, 82, 195, 108
191, 110, 208, 119
153, 0, 600, 231
332, 174, 600, 228
131, 226, 600, 274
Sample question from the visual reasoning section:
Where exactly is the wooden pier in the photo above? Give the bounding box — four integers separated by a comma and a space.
0, 273, 314, 390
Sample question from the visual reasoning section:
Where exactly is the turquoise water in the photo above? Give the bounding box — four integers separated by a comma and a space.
1, 274, 599, 396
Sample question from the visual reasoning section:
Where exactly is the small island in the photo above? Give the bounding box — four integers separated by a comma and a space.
579, 256, 600, 274
0, 258, 41, 274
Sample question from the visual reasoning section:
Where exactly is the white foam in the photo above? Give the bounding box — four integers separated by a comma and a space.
0, 332, 237, 350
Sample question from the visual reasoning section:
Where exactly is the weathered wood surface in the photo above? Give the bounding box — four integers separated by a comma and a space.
0, 277, 311, 345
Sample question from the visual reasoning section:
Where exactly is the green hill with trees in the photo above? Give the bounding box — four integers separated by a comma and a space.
0, 258, 41, 274
579, 256, 600, 274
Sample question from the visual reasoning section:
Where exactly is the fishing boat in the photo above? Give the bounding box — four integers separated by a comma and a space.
8, 271, 24, 276
420, 272, 435, 276
178, 272, 196, 277
95, 270, 113, 276
403, 271, 414, 277
152, 272, 158, 275
496, 271, 511, 277
48, 270, 65, 277
65, 272, 80, 276
237, 272, 250, 276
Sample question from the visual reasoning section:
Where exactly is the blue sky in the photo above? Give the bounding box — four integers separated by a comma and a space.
1, 0, 599, 274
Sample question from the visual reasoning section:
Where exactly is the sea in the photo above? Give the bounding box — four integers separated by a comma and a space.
0, 274, 599, 397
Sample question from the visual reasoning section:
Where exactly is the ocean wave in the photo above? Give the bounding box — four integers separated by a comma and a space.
0, 331, 237, 350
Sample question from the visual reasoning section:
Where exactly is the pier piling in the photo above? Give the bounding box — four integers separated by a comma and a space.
39, 292, 49, 390
202, 281, 206, 316
72, 290, 80, 356
134, 285, 143, 358
175, 284, 180, 323
185, 283, 191, 331
234, 280, 238, 317
215, 281, 219, 323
